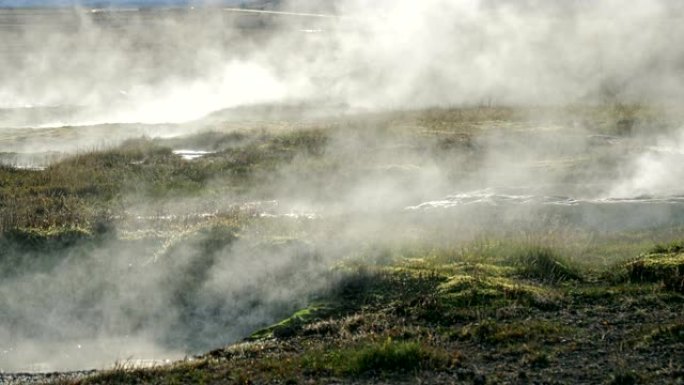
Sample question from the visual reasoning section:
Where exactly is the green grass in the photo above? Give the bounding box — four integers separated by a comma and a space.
438, 274, 559, 310
509, 246, 583, 283
249, 305, 330, 340
649, 240, 684, 254
301, 338, 452, 376
0, 128, 328, 233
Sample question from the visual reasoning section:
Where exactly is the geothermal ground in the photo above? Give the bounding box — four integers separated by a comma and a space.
0, 105, 683, 385
2, 3, 684, 385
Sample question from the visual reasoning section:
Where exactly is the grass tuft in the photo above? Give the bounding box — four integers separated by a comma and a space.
510, 246, 582, 283
302, 338, 451, 376
351, 339, 437, 374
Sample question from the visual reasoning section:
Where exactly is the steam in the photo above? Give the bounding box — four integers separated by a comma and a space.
609, 127, 684, 198
2, 0, 684, 127
0, 229, 331, 371
1, 0, 684, 373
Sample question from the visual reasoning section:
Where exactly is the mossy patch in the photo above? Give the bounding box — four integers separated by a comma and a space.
625, 252, 684, 292
438, 274, 559, 309
249, 305, 331, 340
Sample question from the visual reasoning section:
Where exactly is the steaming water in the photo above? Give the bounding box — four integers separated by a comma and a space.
406, 190, 684, 232
2, 190, 684, 374
407, 188, 684, 209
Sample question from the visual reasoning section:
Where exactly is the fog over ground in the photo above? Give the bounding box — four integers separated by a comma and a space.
1, 0, 684, 372
1, 0, 684, 124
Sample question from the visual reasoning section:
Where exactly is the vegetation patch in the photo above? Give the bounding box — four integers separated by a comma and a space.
648, 240, 684, 254
509, 246, 583, 283
625, 251, 684, 292
439, 274, 559, 309
249, 305, 331, 340
639, 322, 684, 347
302, 338, 452, 376
78, 359, 217, 385
0, 128, 329, 233
326, 264, 446, 308
567, 283, 661, 304
457, 319, 569, 345
1, 226, 95, 249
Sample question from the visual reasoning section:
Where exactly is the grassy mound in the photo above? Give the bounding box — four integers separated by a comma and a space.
625, 248, 684, 292
438, 274, 558, 310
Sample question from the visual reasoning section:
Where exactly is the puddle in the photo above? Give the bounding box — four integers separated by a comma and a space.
123, 200, 319, 224
406, 189, 684, 210
259, 212, 320, 220
172, 149, 216, 160
5, 164, 47, 171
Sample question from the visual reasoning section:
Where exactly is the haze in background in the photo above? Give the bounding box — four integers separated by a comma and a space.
1, 0, 683, 126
